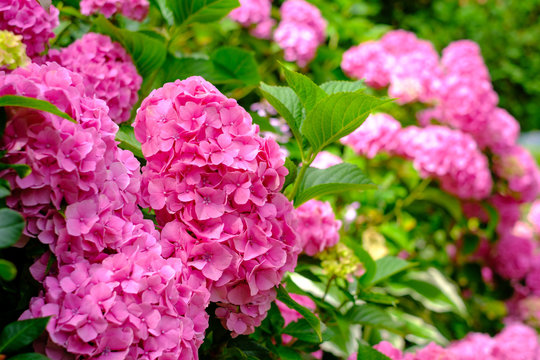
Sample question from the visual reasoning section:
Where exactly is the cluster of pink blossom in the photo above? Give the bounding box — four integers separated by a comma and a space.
273, 0, 327, 66
48, 33, 142, 123
229, 0, 275, 39
1, 63, 210, 359
311, 151, 343, 169
0, 0, 59, 58
295, 200, 342, 256
367, 322, 540, 360
80, 0, 149, 21
133, 76, 301, 336
342, 30, 441, 104
530, 200, 540, 234
341, 113, 402, 159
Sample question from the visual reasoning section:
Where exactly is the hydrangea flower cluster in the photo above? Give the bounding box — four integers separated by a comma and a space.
295, 200, 341, 256
0, 30, 29, 70
48, 33, 142, 123
0, 63, 210, 359
273, 0, 327, 66
229, 0, 275, 39
80, 0, 149, 21
341, 30, 441, 104
0, 0, 59, 58
133, 76, 301, 336
529, 200, 540, 234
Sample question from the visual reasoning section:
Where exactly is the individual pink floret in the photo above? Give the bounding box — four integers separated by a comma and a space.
49, 33, 142, 123
295, 200, 341, 256
0, 0, 59, 58
80, 0, 149, 21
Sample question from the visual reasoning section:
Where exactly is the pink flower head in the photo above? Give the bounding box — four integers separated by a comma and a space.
491, 322, 540, 360
273, 0, 327, 66
449, 333, 497, 360
229, 0, 273, 38
134, 76, 301, 336
373, 341, 403, 360
341, 113, 402, 158
493, 233, 535, 280
80, 0, 149, 21
48, 33, 142, 123
295, 199, 341, 256
342, 41, 393, 88
311, 151, 343, 169
528, 200, 540, 235
0, 0, 59, 58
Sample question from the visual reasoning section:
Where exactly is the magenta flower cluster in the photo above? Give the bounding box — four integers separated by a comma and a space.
273, 0, 327, 67
133, 76, 300, 337
1, 63, 210, 359
229, 0, 275, 39
0, 0, 59, 58
368, 322, 540, 360
49, 33, 142, 123
80, 0, 149, 21
295, 200, 342, 256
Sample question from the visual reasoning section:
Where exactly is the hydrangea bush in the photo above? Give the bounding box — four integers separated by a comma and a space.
0, 1, 539, 360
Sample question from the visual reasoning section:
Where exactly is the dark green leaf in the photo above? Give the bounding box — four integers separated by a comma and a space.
0, 163, 31, 178
0, 208, 25, 249
417, 188, 463, 221
0, 317, 50, 353
149, 0, 175, 25
276, 286, 322, 342
281, 66, 327, 113
295, 163, 376, 206
211, 47, 260, 86
356, 343, 391, 360
94, 16, 167, 77
357, 290, 398, 306
249, 112, 279, 133
301, 92, 391, 153
347, 304, 398, 330
0, 95, 76, 123
167, 0, 240, 25
370, 256, 413, 286
259, 83, 303, 139
320, 80, 366, 94
115, 125, 143, 159
283, 319, 320, 343
0, 179, 9, 198
8, 353, 50, 360
277, 346, 303, 360
283, 158, 297, 191
0, 259, 17, 281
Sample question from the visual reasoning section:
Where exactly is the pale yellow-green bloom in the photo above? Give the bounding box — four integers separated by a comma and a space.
317, 242, 361, 279
0, 31, 30, 70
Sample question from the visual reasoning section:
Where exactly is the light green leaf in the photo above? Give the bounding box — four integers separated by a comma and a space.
94, 15, 167, 77
346, 304, 400, 331
370, 256, 414, 286
0, 178, 10, 198
211, 47, 260, 86
0, 95, 76, 123
149, 0, 175, 25
301, 92, 391, 153
379, 223, 413, 253
0, 317, 50, 353
249, 112, 278, 133
8, 353, 49, 360
0, 259, 17, 281
259, 83, 303, 139
281, 66, 327, 113
276, 286, 322, 342
343, 238, 376, 287
357, 290, 398, 306
294, 163, 376, 206
115, 126, 143, 159
166, 0, 240, 25
320, 80, 366, 95
356, 343, 392, 360
0, 163, 31, 179
283, 158, 297, 191
283, 319, 320, 343
0, 208, 25, 249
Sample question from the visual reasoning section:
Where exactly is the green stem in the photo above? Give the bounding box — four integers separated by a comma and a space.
381, 178, 431, 223
287, 152, 314, 202
322, 274, 337, 302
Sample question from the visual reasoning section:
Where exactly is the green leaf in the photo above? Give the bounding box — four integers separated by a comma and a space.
0, 259, 17, 281
357, 290, 398, 306
378, 223, 413, 253
0, 178, 10, 198
320, 80, 366, 95
294, 163, 376, 206
370, 256, 414, 286
0, 317, 50, 353
8, 353, 50, 360
343, 238, 376, 287
0, 95, 76, 123
417, 188, 463, 221
259, 83, 303, 139
346, 304, 399, 331
301, 92, 391, 153
211, 47, 260, 86
356, 343, 391, 360
283, 319, 320, 343
276, 347, 302, 360
167, 0, 240, 25
0, 163, 31, 178
94, 15, 167, 77
149, 0, 175, 25
276, 286, 322, 342
0, 208, 25, 249
249, 112, 278, 133
115, 125, 143, 159
281, 66, 327, 113
283, 158, 297, 191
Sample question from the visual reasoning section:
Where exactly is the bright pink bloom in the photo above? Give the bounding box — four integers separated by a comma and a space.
80, 0, 149, 21
229, 0, 274, 38
493, 233, 535, 280
311, 151, 343, 169
373, 341, 403, 360
295, 200, 341, 256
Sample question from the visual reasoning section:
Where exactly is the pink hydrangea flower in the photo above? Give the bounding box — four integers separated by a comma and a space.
341, 113, 402, 158
449, 333, 497, 360
80, 0, 149, 21
492, 233, 535, 280
491, 322, 540, 360
134, 76, 301, 336
373, 341, 403, 360
311, 151, 343, 169
0, 0, 59, 58
48, 33, 142, 123
342, 41, 393, 88
229, 0, 274, 38
273, 0, 326, 66
528, 200, 540, 235
295, 200, 341, 256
